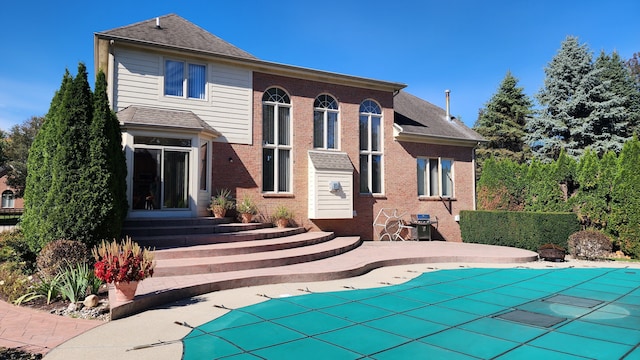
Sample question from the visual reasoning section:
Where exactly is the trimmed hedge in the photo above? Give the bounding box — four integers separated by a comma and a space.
460, 210, 580, 251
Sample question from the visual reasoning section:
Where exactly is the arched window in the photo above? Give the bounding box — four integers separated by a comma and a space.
313, 94, 339, 149
2, 190, 14, 208
262, 88, 292, 193
359, 100, 383, 194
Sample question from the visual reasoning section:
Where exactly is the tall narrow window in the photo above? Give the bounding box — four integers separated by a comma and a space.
263, 88, 292, 193
199, 142, 208, 191
417, 157, 454, 197
359, 100, 383, 193
313, 94, 339, 149
164, 60, 206, 99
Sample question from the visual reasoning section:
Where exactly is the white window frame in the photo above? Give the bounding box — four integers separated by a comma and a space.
313, 94, 340, 150
417, 157, 454, 198
359, 99, 383, 194
163, 59, 207, 100
1, 190, 14, 208
262, 88, 292, 193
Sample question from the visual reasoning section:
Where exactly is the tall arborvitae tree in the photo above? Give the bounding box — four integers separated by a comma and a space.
22, 71, 71, 251
88, 70, 128, 242
473, 71, 533, 172
524, 159, 567, 212
23, 64, 126, 251
44, 63, 94, 244
610, 136, 640, 258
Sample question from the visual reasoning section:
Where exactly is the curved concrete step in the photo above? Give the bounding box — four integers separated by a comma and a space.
109, 241, 539, 320
154, 231, 335, 259
134, 225, 302, 249
153, 235, 362, 277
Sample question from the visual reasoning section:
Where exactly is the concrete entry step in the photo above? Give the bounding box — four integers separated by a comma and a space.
154, 231, 336, 259
135, 226, 306, 249
153, 235, 362, 277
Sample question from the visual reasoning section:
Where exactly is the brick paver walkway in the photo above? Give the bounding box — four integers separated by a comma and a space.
0, 300, 102, 355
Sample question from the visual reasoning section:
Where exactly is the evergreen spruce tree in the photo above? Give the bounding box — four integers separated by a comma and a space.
473, 71, 533, 173
591, 51, 638, 152
527, 37, 637, 161
610, 137, 640, 258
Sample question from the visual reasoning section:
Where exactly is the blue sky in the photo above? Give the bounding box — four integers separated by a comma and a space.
1, 0, 638, 131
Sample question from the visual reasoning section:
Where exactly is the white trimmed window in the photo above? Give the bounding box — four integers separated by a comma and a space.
1, 190, 14, 208
359, 100, 383, 194
164, 59, 206, 99
417, 158, 454, 197
313, 94, 339, 149
262, 88, 292, 193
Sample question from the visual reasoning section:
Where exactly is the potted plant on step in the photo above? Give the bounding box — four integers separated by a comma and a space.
92, 237, 155, 302
273, 204, 293, 228
210, 188, 235, 218
237, 196, 258, 223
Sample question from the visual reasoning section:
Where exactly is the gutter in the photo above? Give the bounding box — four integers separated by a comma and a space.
393, 123, 486, 147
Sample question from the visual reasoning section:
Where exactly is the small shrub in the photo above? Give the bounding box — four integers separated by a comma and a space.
568, 230, 613, 260
36, 240, 88, 279
0, 229, 37, 273
0, 262, 32, 303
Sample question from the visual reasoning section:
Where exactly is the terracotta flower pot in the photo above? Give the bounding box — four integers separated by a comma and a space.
241, 213, 253, 223
114, 281, 139, 302
212, 206, 226, 218
276, 218, 289, 228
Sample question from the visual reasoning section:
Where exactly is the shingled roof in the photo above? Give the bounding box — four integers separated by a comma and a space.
394, 91, 485, 145
95, 14, 257, 60
117, 106, 220, 137
308, 151, 354, 171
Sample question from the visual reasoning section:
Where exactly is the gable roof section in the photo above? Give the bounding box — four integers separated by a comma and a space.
117, 106, 220, 137
95, 14, 405, 93
394, 91, 485, 146
308, 151, 354, 171
96, 14, 257, 60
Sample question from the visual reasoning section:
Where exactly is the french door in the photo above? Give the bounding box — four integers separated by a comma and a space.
132, 147, 190, 210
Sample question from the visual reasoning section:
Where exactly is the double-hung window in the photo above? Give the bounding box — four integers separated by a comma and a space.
359, 100, 383, 194
164, 59, 206, 99
262, 88, 292, 193
313, 94, 339, 149
417, 158, 453, 197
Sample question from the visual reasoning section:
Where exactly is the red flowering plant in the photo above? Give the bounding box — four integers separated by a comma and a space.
92, 237, 155, 283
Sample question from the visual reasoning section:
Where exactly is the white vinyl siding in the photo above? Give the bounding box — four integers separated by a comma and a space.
113, 47, 253, 144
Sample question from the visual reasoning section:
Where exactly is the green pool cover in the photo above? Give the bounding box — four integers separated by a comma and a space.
182, 267, 640, 359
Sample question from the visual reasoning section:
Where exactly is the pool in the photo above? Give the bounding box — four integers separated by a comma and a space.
182, 267, 640, 359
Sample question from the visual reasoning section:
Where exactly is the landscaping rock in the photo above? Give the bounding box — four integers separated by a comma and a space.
83, 294, 99, 308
